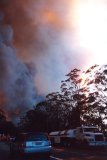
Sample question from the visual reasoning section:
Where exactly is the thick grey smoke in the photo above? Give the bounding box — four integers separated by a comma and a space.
0, 14, 36, 121
0, 0, 91, 120
0, 0, 90, 95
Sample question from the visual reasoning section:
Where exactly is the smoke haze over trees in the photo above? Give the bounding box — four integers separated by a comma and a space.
0, 0, 87, 121
19, 65, 107, 132
0, 0, 107, 126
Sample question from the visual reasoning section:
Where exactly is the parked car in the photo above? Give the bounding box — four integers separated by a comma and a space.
10, 132, 52, 158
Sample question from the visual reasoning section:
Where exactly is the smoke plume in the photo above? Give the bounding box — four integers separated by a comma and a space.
0, 0, 93, 120
0, 0, 90, 94
0, 12, 36, 121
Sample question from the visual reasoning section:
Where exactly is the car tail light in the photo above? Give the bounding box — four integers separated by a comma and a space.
45, 140, 51, 146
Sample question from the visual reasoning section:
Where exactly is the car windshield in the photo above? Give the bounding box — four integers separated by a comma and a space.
15, 133, 48, 142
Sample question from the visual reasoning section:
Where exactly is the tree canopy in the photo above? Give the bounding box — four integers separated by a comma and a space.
19, 65, 107, 132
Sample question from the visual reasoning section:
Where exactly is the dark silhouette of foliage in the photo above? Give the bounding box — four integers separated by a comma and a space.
19, 108, 48, 133
61, 68, 87, 127
19, 65, 107, 133
83, 65, 107, 131
0, 109, 17, 135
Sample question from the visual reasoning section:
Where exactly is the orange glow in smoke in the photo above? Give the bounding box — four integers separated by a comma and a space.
42, 9, 63, 29
43, 9, 58, 23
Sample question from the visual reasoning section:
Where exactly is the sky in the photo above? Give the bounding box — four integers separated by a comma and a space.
0, 0, 107, 120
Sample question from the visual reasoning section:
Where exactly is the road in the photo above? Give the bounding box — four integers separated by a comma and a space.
0, 142, 107, 160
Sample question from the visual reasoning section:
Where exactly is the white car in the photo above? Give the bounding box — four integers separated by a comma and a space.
10, 132, 52, 158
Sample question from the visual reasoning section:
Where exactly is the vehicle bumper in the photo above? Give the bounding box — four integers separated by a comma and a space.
20, 146, 52, 154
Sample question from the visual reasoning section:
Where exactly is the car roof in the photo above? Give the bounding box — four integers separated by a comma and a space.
18, 132, 48, 136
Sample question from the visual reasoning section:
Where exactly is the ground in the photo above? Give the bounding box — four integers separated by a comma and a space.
0, 142, 107, 160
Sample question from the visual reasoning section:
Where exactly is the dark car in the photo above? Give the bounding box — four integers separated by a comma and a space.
10, 132, 52, 158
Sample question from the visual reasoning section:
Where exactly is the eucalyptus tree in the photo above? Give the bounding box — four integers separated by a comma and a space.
60, 68, 87, 127
19, 65, 107, 132
45, 92, 69, 130
83, 65, 107, 131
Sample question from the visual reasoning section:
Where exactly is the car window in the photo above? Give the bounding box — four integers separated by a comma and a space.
27, 133, 48, 141
14, 133, 49, 142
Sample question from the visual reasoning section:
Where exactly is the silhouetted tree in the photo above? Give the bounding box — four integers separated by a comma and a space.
0, 109, 17, 135
0, 109, 6, 133
19, 65, 107, 132
19, 108, 48, 133
82, 65, 107, 131
61, 68, 87, 127
45, 92, 73, 131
